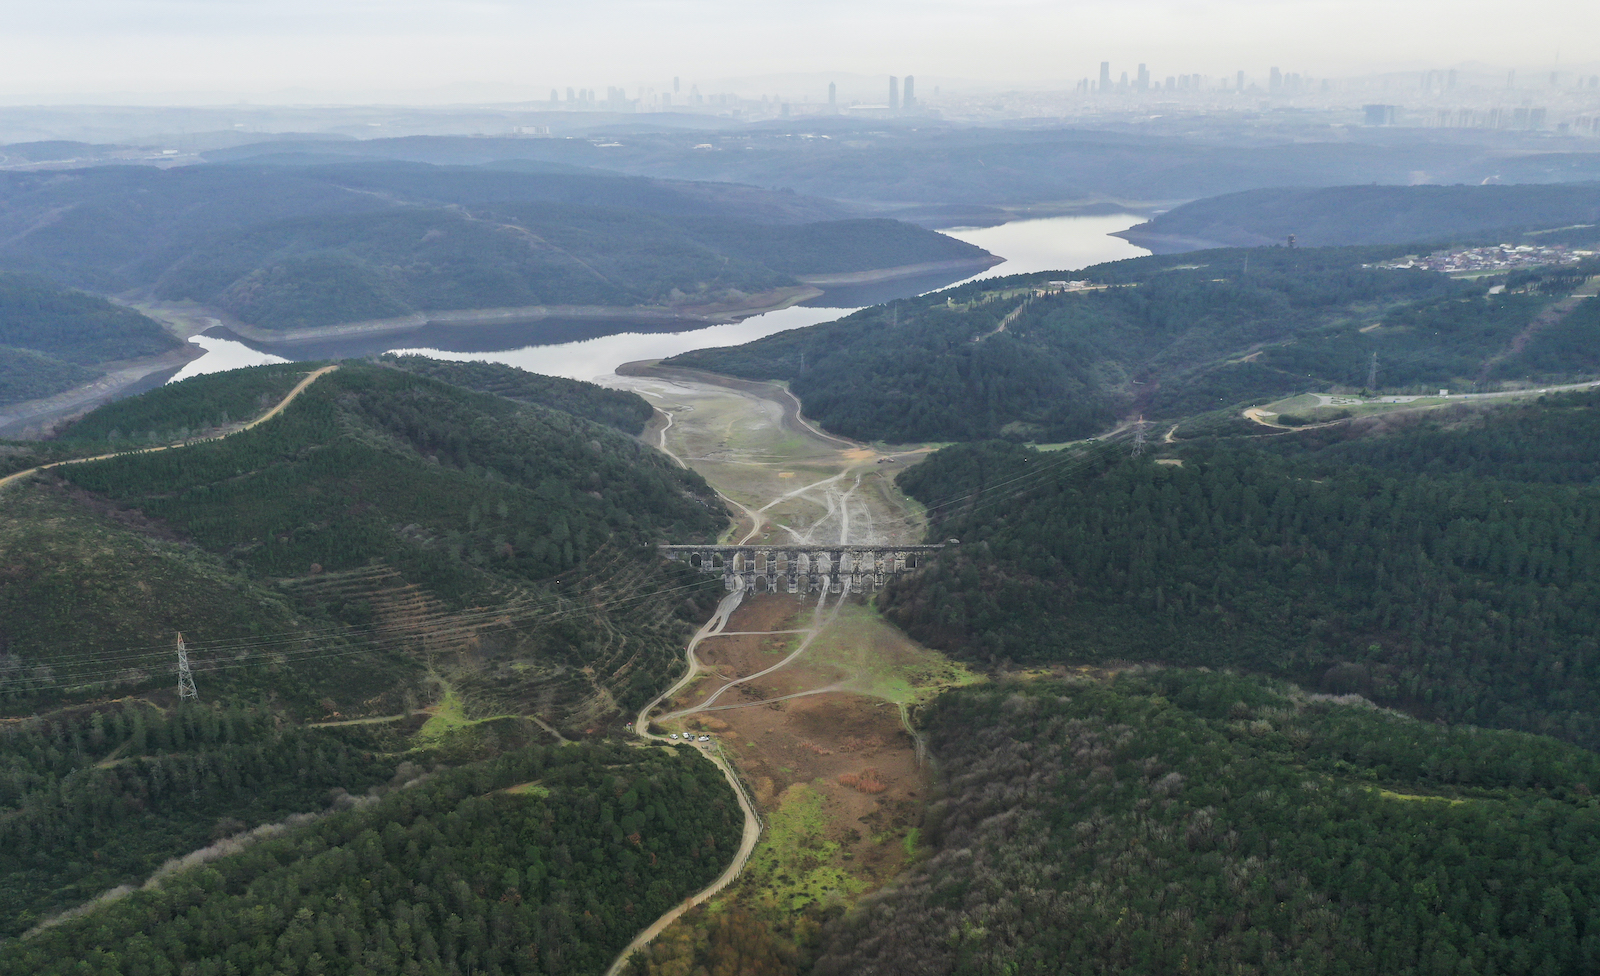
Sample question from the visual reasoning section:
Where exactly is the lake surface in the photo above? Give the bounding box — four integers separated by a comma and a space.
180, 213, 1150, 385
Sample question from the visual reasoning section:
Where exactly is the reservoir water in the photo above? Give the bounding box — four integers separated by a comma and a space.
178, 213, 1150, 385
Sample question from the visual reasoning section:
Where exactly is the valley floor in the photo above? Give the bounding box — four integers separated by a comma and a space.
609, 366, 977, 974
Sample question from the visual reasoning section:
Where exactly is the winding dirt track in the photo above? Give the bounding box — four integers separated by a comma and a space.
610, 590, 765, 976
0, 364, 340, 495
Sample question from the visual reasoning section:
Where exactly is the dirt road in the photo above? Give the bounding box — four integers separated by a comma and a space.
609, 590, 765, 976
0, 364, 339, 495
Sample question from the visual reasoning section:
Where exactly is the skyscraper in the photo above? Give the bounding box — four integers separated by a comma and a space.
903, 75, 916, 110
828, 82, 837, 111
889, 76, 899, 110
1236, 70, 1245, 91
1136, 64, 1149, 92
1099, 62, 1112, 92
1270, 67, 1282, 92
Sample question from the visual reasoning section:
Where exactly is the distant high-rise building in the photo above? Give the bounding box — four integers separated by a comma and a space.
550, 89, 559, 102
1507, 70, 1516, 89
1237, 70, 1246, 91
673, 77, 680, 93
1100, 62, 1112, 92
1270, 67, 1282, 92
1119, 71, 1129, 92
566, 87, 576, 102
1448, 69, 1458, 89
1136, 64, 1149, 92
904, 75, 916, 109
889, 76, 900, 110
828, 82, 837, 109
1363, 104, 1397, 126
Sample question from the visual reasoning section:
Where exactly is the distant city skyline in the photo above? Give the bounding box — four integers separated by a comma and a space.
0, 0, 1593, 104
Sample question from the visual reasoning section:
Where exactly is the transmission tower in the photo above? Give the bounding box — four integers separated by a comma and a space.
175, 633, 198, 701
1131, 419, 1149, 457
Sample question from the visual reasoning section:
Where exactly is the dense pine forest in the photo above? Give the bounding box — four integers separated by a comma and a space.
815, 673, 1600, 975
3, 359, 728, 724
0, 740, 741, 976
886, 389, 1600, 748
0, 356, 746, 970
380, 356, 654, 434
0, 272, 181, 406
668, 246, 1600, 442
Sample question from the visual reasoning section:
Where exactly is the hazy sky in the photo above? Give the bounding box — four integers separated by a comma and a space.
2, 0, 1595, 102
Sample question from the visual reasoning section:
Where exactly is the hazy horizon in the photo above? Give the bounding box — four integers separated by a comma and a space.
2, 0, 1595, 106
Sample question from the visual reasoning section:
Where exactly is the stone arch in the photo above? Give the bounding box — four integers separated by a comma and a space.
712, 553, 724, 569
689, 553, 703, 569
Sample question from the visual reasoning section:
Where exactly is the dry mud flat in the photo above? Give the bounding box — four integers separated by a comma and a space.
663, 594, 966, 900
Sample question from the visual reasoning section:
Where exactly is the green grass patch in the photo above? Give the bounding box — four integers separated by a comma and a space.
503, 781, 551, 798
808, 602, 983, 705
1378, 789, 1468, 806
742, 783, 866, 912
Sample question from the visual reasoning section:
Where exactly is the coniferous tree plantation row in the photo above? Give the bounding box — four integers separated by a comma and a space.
668, 246, 1600, 443
4, 360, 726, 725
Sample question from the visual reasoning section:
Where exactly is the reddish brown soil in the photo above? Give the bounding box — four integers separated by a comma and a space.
664, 594, 928, 886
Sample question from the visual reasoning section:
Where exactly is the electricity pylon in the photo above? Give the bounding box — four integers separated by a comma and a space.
176, 634, 198, 701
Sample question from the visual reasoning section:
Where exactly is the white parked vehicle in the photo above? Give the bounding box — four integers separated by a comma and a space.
698, 735, 711, 742
669, 733, 679, 739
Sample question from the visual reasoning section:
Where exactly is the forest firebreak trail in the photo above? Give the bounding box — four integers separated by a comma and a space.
0, 364, 341, 495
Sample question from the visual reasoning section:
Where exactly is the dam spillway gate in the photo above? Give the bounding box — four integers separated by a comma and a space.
658, 543, 949, 594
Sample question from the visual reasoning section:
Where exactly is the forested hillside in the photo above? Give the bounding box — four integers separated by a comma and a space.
205, 125, 1600, 211
382, 355, 655, 433
0, 357, 745, 959
0, 161, 991, 334
816, 673, 1600, 975
0, 272, 180, 406
0, 736, 741, 974
887, 389, 1600, 748
5, 359, 728, 725
1117, 182, 1600, 251
670, 246, 1596, 443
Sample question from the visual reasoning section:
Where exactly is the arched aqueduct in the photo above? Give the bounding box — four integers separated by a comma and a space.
658, 543, 950, 594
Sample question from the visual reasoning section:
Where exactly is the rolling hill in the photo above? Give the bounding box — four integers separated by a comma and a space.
0, 161, 993, 336
1117, 182, 1600, 253
668, 245, 1600, 443
0, 272, 182, 407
